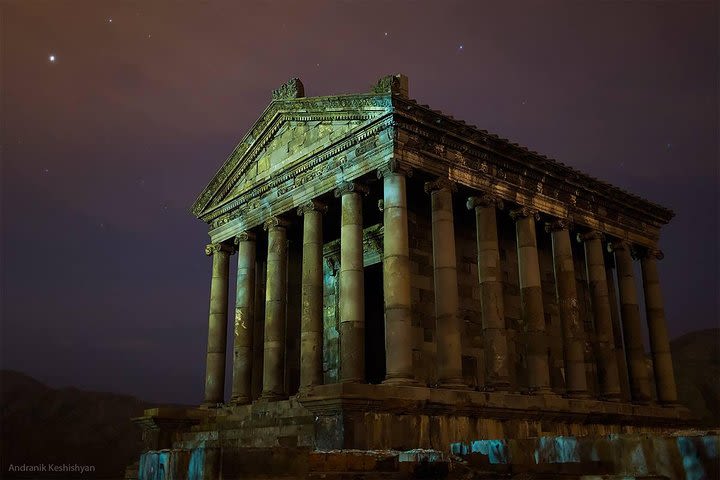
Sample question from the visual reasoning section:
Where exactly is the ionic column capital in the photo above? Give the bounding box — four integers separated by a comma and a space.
205, 242, 236, 256
544, 216, 573, 233
377, 159, 413, 179
509, 206, 540, 222
607, 239, 632, 254
297, 199, 328, 216
263, 216, 291, 231
466, 194, 504, 211
424, 177, 457, 194
576, 230, 605, 243
334, 181, 369, 197
234, 231, 256, 244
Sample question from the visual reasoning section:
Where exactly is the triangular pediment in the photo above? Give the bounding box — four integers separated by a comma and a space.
192, 95, 391, 220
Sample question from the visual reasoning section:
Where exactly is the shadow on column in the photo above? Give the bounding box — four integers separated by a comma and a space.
364, 262, 386, 384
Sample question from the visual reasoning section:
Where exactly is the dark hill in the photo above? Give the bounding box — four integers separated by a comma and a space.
0, 370, 156, 479
671, 328, 720, 425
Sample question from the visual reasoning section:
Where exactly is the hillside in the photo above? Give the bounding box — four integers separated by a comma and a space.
671, 328, 720, 425
0, 370, 155, 479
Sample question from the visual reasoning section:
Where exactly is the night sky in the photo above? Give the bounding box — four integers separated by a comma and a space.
2, 1, 717, 405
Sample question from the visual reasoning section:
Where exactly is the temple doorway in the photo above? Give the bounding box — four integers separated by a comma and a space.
364, 262, 386, 384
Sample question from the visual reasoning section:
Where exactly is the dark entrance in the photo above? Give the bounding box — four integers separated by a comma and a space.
364, 262, 386, 384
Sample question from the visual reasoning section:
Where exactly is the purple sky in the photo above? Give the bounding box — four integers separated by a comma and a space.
2, 1, 717, 404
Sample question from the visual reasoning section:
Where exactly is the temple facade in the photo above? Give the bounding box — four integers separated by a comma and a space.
131, 75, 694, 478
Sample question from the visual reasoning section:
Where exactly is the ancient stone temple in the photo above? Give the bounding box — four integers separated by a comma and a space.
130, 75, 708, 479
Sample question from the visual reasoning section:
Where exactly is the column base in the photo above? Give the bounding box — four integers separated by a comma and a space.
199, 401, 224, 409
228, 395, 251, 406
259, 391, 287, 401
382, 376, 420, 386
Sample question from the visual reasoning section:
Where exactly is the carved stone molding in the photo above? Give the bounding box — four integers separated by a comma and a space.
466, 194, 504, 211
544, 217, 573, 233
334, 182, 369, 198
297, 199, 328, 216
509, 207, 540, 222
272, 78, 305, 100
576, 231, 605, 243
423, 177, 457, 194
606, 240, 631, 254
642, 248, 665, 261
377, 159, 412, 179
263, 216, 291, 231
234, 231, 256, 244
205, 242, 236, 256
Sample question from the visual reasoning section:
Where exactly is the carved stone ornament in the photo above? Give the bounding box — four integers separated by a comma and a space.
205, 242, 236, 256
643, 247, 665, 261
263, 216, 291, 231
424, 177, 457, 194
234, 231, 256, 244
466, 194, 503, 211
377, 159, 412, 179
606, 240, 630, 254
297, 199, 328, 216
576, 230, 604, 243
544, 216, 573, 233
370, 74, 408, 97
334, 182, 369, 198
271, 78, 305, 100
509, 207, 540, 222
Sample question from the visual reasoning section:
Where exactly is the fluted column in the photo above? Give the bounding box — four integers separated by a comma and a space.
230, 232, 256, 405
261, 217, 289, 400
425, 178, 465, 388
640, 248, 678, 404
511, 207, 551, 392
547, 219, 588, 397
202, 242, 235, 406
378, 160, 416, 385
335, 182, 367, 383
609, 240, 651, 403
577, 231, 621, 401
467, 194, 510, 390
298, 200, 327, 390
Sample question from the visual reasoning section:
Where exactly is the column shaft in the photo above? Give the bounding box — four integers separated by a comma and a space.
299, 201, 326, 389
203, 243, 233, 406
261, 218, 288, 400
549, 222, 588, 396
512, 209, 551, 392
380, 163, 416, 384
606, 263, 632, 402
612, 242, 652, 403
230, 233, 256, 404
336, 184, 366, 383
468, 195, 510, 390
426, 180, 464, 387
580, 233, 621, 400
641, 251, 678, 404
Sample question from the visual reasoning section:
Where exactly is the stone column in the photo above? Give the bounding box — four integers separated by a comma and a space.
606, 260, 632, 402
202, 242, 235, 406
467, 194, 510, 390
230, 232, 256, 405
609, 240, 651, 403
640, 248, 678, 404
425, 178, 465, 388
261, 217, 289, 400
334, 182, 368, 383
298, 200, 327, 390
577, 231, 621, 401
547, 219, 588, 397
378, 160, 416, 385
510, 207, 551, 393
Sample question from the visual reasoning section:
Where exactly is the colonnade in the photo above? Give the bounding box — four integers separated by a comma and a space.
200, 161, 677, 407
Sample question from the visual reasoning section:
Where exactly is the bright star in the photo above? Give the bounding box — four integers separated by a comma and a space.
459, 44, 464, 50
107, 17, 113, 23
48, 54, 56, 62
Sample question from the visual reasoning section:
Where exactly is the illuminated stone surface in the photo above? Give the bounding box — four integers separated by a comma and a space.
128, 75, 701, 479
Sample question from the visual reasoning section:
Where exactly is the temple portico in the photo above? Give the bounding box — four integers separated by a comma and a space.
132, 76, 690, 476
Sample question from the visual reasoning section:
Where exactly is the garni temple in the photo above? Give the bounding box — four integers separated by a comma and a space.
129, 75, 717, 479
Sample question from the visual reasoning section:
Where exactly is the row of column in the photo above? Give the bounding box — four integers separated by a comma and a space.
200, 165, 677, 406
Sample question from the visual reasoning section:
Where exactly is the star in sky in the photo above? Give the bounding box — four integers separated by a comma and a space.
459, 44, 464, 51
107, 17, 113, 23
48, 54, 56, 63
